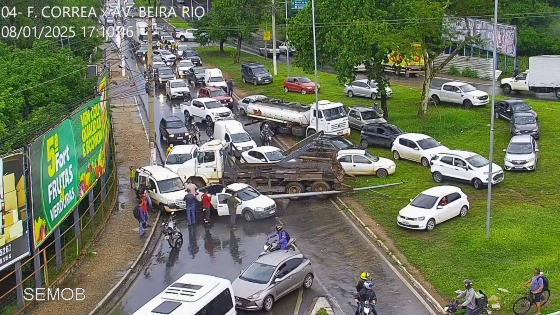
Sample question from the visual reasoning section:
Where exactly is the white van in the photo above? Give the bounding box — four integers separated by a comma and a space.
164, 144, 198, 174
204, 68, 228, 91
133, 273, 236, 315
213, 120, 257, 156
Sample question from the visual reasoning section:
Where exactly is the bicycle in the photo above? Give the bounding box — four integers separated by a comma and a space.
512, 289, 550, 315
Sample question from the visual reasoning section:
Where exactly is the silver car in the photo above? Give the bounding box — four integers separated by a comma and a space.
344, 79, 393, 99
347, 106, 387, 130
504, 134, 539, 171
233, 250, 314, 311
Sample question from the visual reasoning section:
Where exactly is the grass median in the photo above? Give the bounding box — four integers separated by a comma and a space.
194, 46, 560, 313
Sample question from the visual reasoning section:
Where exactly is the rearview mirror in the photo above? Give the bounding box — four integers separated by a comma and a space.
274, 277, 283, 283
413, 147, 419, 150
240, 269, 244, 275
502, 149, 506, 152
535, 149, 539, 152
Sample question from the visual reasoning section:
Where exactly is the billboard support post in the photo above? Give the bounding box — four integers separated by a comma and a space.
73, 208, 82, 249
54, 228, 62, 267
15, 261, 23, 307
33, 249, 42, 288
101, 172, 107, 202
88, 190, 95, 226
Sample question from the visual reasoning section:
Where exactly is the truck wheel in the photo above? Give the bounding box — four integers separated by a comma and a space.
291, 126, 306, 137
190, 178, 206, 189
431, 95, 440, 105
306, 129, 316, 137
555, 88, 560, 100
502, 84, 512, 94
239, 107, 246, 116
311, 181, 330, 200
285, 182, 305, 195
205, 115, 213, 125
463, 99, 473, 109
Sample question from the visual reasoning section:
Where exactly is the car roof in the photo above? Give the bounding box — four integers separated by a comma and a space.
162, 115, 183, 122
193, 97, 219, 103
501, 99, 526, 104
255, 250, 303, 266
226, 183, 249, 191
337, 149, 367, 156
250, 146, 282, 153
179, 59, 193, 63
363, 122, 398, 128
397, 133, 432, 141
202, 86, 222, 91
170, 144, 197, 154
354, 79, 374, 84
350, 106, 376, 112
421, 185, 462, 197
512, 112, 536, 117
439, 149, 477, 159
444, 81, 468, 87
168, 79, 186, 84
243, 62, 265, 68
139, 165, 182, 181
509, 135, 533, 143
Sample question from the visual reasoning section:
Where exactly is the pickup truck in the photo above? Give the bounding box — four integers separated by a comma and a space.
500, 56, 560, 99
259, 47, 280, 57
429, 81, 489, 108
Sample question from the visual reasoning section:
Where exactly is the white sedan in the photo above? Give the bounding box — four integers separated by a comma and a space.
176, 60, 194, 77
241, 146, 286, 163
337, 149, 396, 177
397, 186, 469, 231
391, 133, 449, 167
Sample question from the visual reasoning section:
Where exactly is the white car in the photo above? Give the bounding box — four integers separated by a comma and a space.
503, 135, 539, 171
391, 133, 448, 167
397, 186, 470, 231
175, 28, 197, 41
160, 35, 176, 45
165, 79, 190, 99
157, 49, 176, 64
337, 149, 396, 177
176, 60, 194, 78
429, 82, 489, 107
241, 146, 286, 163
180, 97, 232, 124
133, 165, 186, 213
344, 79, 393, 99
430, 150, 504, 190
105, 14, 115, 25
197, 183, 277, 221
164, 144, 198, 174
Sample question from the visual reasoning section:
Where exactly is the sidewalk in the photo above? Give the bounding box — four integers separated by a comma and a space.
29, 50, 153, 315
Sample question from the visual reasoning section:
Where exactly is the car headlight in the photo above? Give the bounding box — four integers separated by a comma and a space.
505, 158, 514, 163
416, 216, 425, 221
514, 130, 522, 134
527, 157, 535, 162
168, 202, 176, 207
169, 134, 175, 137
255, 207, 265, 212
258, 77, 262, 81
248, 291, 263, 299
532, 128, 538, 132
213, 112, 220, 116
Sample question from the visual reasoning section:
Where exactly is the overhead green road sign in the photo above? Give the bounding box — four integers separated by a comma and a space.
291, 0, 308, 10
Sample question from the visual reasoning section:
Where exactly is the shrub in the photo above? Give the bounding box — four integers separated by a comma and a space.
461, 68, 479, 78
448, 65, 461, 76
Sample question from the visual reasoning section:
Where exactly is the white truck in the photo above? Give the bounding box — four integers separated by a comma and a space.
500, 55, 560, 99
135, 19, 159, 43
245, 98, 350, 137
204, 68, 227, 91
429, 81, 489, 108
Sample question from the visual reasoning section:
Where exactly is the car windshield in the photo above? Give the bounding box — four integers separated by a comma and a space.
179, 61, 193, 67
204, 101, 222, 109
178, 45, 189, 50
154, 63, 166, 69
167, 153, 194, 164
210, 90, 226, 97
507, 143, 533, 155
159, 68, 174, 75
158, 178, 184, 194
368, 81, 378, 88
236, 186, 260, 201
160, 50, 171, 55
460, 84, 476, 92
411, 194, 438, 209
511, 103, 530, 111
298, 77, 311, 83
323, 106, 347, 121
329, 138, 354, 149
361, 110, 382, 120
167, 120, 185, 129
514, 115, 536, 125
239, 262, 276, 284
231, 132, 251, 143
265, 150, 285, 161
171, 81, 187, 88
417, 138, 440, 150
209, 76, 225, 82
364, 151, 379, 162
388, 125, 403, 134
253, 67, 269, 75
185, 51, 198, 57
466, 154, 489, 167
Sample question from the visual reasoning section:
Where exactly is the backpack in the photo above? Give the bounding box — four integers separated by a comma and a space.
539, 276, 549, 291
133, 206, 140, 220
281, 230, 290, 242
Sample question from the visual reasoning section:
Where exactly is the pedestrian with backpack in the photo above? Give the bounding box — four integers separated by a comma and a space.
134, 201, 146, 238
525, 268, 547, 315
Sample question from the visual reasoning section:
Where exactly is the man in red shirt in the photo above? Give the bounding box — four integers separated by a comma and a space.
201, 192, 212, 223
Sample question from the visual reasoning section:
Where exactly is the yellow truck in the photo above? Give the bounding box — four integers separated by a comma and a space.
382, 44, 425, 77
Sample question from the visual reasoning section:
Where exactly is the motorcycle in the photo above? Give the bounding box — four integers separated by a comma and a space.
260, 131, 273, 146
444, 290, 489, 315
356, 300, 376, 315
163, 212, 183, 248
259, 236, 297, 257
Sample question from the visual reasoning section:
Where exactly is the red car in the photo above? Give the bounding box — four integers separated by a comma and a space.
198, 86, 233, 108
283, 76, 320, 94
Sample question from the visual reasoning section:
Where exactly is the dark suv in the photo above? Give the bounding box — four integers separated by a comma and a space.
494, 99, 537, 121
360, 123, 403, 148
510, 112, 539, 139
159, 116, 189, 144
241, 62, 273, 85
186, 66, 206, 86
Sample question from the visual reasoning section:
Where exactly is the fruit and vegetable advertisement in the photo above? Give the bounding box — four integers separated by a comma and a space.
30, 94, 109, 248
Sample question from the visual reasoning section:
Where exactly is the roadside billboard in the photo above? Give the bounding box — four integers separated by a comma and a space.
0, 151, 31, 271
30, 96, 110, 248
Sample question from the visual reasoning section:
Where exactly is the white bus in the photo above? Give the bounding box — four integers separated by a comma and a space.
133, 273, 236, 315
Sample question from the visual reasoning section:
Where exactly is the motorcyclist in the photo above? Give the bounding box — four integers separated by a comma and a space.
357, 272, 371, 293
186, 116, 200, 145
260, 123, 274, 145
354, 280, 377, 315
270, 224, 290, 250
455, 279, 476, 315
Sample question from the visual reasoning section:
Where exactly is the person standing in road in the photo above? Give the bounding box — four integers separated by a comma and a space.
136, 201, 146, 238
525, 268, 545, 315
140, 192, 150, 227
166, 144, 174, 156
129, 166, 135, 188
227, 79, 234, 97
201, 191, 212, 224
227, 192, 240, 229
184, 188, 197, 225
186, 180, 198, 197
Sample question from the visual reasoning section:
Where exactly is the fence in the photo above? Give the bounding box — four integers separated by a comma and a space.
0, 133, 117, 315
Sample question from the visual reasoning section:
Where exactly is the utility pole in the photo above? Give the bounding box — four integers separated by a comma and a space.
311, 0, 319, 132
147, 13, 156, 165
285, 0, 290, 77
272, 0, 278, 76
486, 0, 499, 240
119, 0, 126, 77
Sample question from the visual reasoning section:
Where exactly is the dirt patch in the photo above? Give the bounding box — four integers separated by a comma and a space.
28, 47, 153, 315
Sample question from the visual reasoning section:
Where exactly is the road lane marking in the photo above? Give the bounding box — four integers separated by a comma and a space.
293, 288, 303, 315
329, 199, 438, 315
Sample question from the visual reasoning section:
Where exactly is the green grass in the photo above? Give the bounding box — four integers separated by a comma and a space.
195, 46, 560, 314
315, 308, 329, 315
167, 17, 191, 30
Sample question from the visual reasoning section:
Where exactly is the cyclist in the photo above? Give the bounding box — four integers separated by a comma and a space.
455, 279, 476, 315
524, 268, 544, 315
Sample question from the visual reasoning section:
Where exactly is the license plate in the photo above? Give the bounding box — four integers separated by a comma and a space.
177, 136, 183, 139
337, 131, 343, 135
236, 301, 242, 306
400, 221, 409, 226
164, 235, 170, 240
269, 210, 275, 214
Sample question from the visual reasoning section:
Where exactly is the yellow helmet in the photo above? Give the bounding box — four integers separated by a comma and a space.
360, 272, 370, 281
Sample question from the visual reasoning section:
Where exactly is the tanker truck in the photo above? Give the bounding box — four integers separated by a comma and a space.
244, 98, 350, 138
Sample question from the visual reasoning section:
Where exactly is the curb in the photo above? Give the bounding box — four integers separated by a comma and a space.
88, 210, 161, 315
304, 297, 335, 315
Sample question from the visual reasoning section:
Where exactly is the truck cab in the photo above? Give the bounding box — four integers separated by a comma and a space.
500, 72, 529, 94
204, 68, 227, 91
213, 120, 257, 156
176, 140, 227, 187
308, 100, 350, 137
